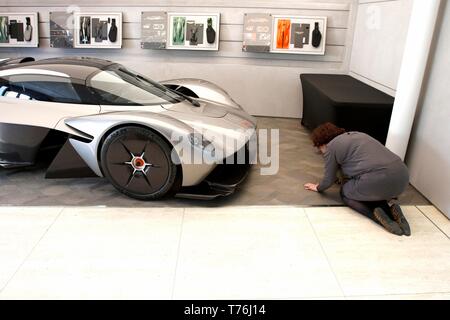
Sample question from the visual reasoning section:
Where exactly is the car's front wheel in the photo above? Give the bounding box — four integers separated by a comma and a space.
100, 126, 177, 200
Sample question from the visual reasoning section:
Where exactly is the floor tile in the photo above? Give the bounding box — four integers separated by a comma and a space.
417, 205, 450, 238
306, 206, 450, 297
0, 207, 184, 299
173, 206, 343, 299
0, 206, 62, 292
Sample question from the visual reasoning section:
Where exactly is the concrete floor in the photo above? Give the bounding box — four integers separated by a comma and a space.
0, 117, 429, 207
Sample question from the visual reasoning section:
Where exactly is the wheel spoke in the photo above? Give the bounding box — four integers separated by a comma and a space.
110, 162, 130, 165
141, 141, 149, 157
120, 140, 134, 157
142, 172, 153, 188
125, 172, 135, 188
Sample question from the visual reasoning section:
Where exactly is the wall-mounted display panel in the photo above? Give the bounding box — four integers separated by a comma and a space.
74, 12, 122, 48
141, 11, 167, 49
242, 13, 272, 53
50, 12, 74, 48
0, 12, 39, 47
270, 15, 327, 55
167, 13, 220, 51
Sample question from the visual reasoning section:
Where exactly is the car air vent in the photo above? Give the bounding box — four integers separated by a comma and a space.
19, 57, 35, 63
0, 57, 35, 68
164, 84, 199, 98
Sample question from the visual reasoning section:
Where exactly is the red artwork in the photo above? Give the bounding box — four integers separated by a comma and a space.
276, 19, 291, 49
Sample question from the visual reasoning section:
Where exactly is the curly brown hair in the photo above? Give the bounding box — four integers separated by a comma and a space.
311, 122, 346, 147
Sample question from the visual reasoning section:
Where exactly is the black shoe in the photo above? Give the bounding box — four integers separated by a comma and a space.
390, 204, 411, 236
373, 207, 403, 236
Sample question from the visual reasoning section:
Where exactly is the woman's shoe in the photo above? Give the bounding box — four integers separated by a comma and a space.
373, 207, 404, 236
390, 204, 411, 236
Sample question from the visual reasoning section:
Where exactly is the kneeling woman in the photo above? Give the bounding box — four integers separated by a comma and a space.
304, 123, 411, 236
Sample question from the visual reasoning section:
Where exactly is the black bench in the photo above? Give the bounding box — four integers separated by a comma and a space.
300, 74, 394, 144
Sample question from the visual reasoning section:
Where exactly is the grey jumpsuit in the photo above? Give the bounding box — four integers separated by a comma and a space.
317, 132, 409, 201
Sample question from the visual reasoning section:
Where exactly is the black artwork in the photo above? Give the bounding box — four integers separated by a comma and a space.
9, 20, 18, 39
206, 17, 216, 44
16, 22, 24, 41
312, 22, 322, 48
108, 18, 117, 42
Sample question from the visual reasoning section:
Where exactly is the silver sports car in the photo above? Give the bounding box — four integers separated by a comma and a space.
0, 57, 256, 200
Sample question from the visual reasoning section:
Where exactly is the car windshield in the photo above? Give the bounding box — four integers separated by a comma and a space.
87, 64, 185, 106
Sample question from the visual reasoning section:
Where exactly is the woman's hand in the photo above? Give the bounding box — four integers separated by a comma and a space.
304, 183, 319, 192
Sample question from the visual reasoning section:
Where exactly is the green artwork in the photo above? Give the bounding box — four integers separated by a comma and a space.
0, 16, 8, 43
172, 17, 186, 45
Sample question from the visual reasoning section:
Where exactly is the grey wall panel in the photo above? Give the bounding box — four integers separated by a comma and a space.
0, 0, 357, 118
349, 0, 413, 96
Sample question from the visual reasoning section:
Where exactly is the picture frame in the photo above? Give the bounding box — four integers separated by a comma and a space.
0, 12, 39, 47
166, 12, 220, 51
270, 15, 327, 55
73, 12, 122, 49
242, 13, 272, 53
141, 11, 168, 49
49, 11, 74, 48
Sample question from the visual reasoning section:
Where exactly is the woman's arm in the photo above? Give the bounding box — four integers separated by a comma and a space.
316, 148, 339, 192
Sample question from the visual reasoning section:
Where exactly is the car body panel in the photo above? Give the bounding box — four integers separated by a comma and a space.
1, 97, 100, 129
0, 57, 256, 195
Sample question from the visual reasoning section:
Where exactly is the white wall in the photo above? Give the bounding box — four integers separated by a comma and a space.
349, 0, 413, 96
0, 0, 358, 118
406, 0, 450, 218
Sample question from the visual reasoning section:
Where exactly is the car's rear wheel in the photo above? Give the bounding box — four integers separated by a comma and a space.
100, 126, 177, 200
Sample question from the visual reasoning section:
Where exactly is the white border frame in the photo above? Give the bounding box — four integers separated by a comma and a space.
166, 12, 220, 51
73, 12, 122, 49
270, 15, 327, 55
0, 12, 39, 47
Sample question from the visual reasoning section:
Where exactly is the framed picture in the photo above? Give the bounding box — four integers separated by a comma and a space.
50, 12, 74, 48
141, 11, 167, 49
242, 13, 272, 53
270, 15, 327, 55
73, 12, 122, 48
167, 13, 220, 51
0, 12, 39, 47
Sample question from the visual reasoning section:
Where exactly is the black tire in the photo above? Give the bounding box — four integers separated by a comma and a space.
100, 126, 177, 200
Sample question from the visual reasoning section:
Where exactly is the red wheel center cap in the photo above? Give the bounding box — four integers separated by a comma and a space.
132, 157, 145, 170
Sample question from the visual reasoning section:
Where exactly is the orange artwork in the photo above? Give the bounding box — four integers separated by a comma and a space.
276, 19, 291, 49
